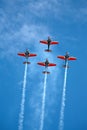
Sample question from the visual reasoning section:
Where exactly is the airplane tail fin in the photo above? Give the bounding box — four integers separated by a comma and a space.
63, 65, 69, 68
43, 71, 50, 74
45, 49, 52, 52
23, 61, 30, 64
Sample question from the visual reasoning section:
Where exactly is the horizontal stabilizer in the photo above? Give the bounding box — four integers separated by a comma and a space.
43, 71, 50, 74
45, 49, 52, 52
23, 61, 30, 64
63, 65, 69, 68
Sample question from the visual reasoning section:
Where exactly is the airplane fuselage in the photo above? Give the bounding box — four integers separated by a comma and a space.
65, 54, 69, 60
45, 60, 49, 67
25, 50, 29, 58
47, 38, 51, 50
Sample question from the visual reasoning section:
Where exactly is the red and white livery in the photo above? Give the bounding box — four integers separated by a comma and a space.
18, 49, 37, 64
40, 36, 59, 52
57, 52, 77, 68
37, 59, 56, 74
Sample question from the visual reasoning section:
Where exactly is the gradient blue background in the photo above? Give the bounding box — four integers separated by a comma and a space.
0, 0, 87, 130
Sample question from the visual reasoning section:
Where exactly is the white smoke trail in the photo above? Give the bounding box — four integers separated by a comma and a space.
18, 63, 28, 130
59, 63, 68, 130
40, 73, 47, 130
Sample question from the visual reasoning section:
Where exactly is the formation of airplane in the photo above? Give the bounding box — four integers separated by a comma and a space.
57, 52, 77, 68
18, 37, 77, 73
18, 49, 37, 64
37, 59, 56, 74
40, 36, 59, 52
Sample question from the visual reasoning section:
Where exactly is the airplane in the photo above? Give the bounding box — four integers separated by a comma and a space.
18, 49, 37, 64
40, 36, 59, 52
57, 52, 77, 68
37, 58, 56, 74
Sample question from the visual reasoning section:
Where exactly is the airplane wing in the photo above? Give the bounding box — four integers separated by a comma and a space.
50, 41, 59, 45
68, 57, 77, 60
40, 40, 48, 44
29, 54, 37, 57
37, 62, 45, 66
18, 53, 25, 57
57, 56, 65, 60
48, 63, 56, 67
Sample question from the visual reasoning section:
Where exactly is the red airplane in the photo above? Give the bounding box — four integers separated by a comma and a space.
18, 49, 37, 64
40, 36, 59, 52
37, 58, 56, 74
57, 52, 77, 68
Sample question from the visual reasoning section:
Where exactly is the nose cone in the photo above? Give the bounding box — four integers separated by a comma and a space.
65, 52, 69, 59
25, 49, 29, 55
66, 52, 69, 55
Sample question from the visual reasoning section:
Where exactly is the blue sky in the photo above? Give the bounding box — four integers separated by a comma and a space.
0, 0, 87, 130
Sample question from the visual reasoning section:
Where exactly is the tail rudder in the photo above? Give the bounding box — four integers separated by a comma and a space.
43, 71, 50, 74
45, 49, 52, 52
63, 65, 69, 68
23, 61, 30, 64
